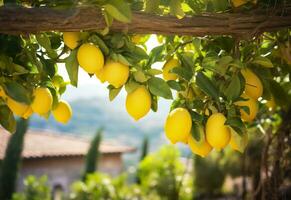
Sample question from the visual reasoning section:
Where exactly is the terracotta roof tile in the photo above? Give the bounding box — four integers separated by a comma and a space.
0, 128, 136, 159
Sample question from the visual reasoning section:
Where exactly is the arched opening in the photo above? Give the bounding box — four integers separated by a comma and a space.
52, 184, 64, 200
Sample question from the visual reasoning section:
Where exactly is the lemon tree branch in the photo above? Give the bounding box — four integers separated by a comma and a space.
1, 6, 291, 37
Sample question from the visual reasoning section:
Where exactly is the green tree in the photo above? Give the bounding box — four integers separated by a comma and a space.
0, 119, 29, 200
82, 128, 102, 180
12, 176, 51, 200
193, 155, 226, 199
136, 136, 149, 184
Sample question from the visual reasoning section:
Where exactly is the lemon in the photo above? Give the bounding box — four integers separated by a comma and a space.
126, 86, 151, 120
131, 35, 142, 44
95, 69, 106, 83
231, 0, 247, 7
235, 93, 258, 122
266, 96, 276, 110
52, 100, 72, 124
206, 113, 230, 151
157, 35, 164, 44
164, 108, 192, 144
229, 129, 248, 153
63, 32, 80, 49
103, 61, 129, 88
187, 125, 212, 157
7, 97, 29, 117
22, 107, 33, 119
162, 58, 180, 81
0, 86, 6, 98
241, 68, 263, 100
31, 87, 53, 115
77, 43, 104, 74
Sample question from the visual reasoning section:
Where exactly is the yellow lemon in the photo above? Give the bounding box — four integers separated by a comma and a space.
22, 107, 33, 119
157, 35, 164, 44
164, 108, 192, 144
131, 35, 142, 44
63, 32, 80, 49
266, 96, 276, 110
31, 87, 53, 115
235, 93, 258, 122
162, 58, 180, 81
241, 68, 263, 100
52, 100, 72, 124
206, 113, 230, 151
95, 69, 106, 83
77, 43, 104, 74
232, 0, 247, 7
103, 61, 129, 88
229, 128, 248, 153
126, 86, 151, 120
0, 86, 6, 98
7, 97, 29, 117
188, 125, 212, 157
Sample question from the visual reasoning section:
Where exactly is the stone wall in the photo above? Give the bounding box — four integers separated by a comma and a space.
17, 153, 123, 193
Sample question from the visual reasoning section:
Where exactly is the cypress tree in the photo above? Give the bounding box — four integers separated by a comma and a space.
82, 128, 102, 180
136, 136, 149, 184
0, 118, 29, 200
140, 136, 149, 161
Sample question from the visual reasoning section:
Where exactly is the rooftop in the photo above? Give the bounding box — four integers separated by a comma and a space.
0, 128, 136, 159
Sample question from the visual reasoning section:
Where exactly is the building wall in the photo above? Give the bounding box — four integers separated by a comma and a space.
17, 153, 123, 193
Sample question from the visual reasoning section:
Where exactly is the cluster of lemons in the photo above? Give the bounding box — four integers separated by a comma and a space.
0, 86, 72, 124
64, 32, 274, 157
163, 58, 269, 157
63, 32, 152, 121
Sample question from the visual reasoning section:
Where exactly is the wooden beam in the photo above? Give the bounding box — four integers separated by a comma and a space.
0, 6, 291, 37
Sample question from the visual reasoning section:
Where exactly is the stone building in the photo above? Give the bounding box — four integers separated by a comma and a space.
0, 128, 135, 195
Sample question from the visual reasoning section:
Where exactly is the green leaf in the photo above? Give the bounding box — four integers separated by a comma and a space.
151, 94, 158, 112
169, 0, 185, 19
196, 72, 219, 100
148, 77, 173, 99
191, 122, 200, 141
65, 49, 79, 87
225, 74, 241, 101
36, 34, 57, 59
147, 68, 162, 76
215, 56, 233, 75
89, 35, 109, 55
167, 80, 183, 91
116, 54, 131, 66
190, 110, 204, 123
269, 80, 290, 108
171, 67, 193, 81
41, 58, 57, 78
145, 0, 160, 13
4, 82, 31, 104
202, 56, 228, 75
103, 10, 114, 26
0, 105, 16, 133
133, 71, 148, 83
109, 87, 122, 101
125, 79, 140, 93
177, 52, 194, 71
252, 56, 273, 68
104, 0, 132, 23
148, 45, 165, 65
225, 117, 246, 136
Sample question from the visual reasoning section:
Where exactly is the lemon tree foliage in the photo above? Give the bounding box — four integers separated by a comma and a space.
0, 0, 290, 158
